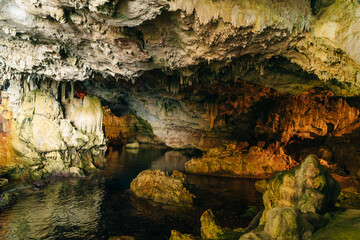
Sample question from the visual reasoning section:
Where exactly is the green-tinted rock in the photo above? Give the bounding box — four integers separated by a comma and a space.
312, 209, 360, 240
262, 154, 340, 224
255, 180, 268, 193
0, 178, 8, 188
169, 230, 198, 240
130, 170, 195, 207
200, 209, 245, 240
264, 207, 313, 240
336, 187, 360, 209
0, 192, 16, 209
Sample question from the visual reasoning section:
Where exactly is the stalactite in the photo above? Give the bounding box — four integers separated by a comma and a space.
70, 81, 75, 100
209, 101, 219, 129
61, 82, 66, 102
23, 76, 30, 94
73, 96, 103, 134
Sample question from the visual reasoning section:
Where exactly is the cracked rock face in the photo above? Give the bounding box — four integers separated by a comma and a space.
0, 0, 359, 94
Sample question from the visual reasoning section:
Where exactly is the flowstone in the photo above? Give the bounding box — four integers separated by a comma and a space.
8, 88, 106, 180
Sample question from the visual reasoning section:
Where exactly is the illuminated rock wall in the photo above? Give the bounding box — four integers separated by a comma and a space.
0, 74, 107, 180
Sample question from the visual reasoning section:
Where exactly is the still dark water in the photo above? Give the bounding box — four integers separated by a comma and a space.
0, 146, 262, 240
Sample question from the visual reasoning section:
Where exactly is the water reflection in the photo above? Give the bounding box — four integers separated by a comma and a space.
0, 146, 263, 239
0, 176, 105, 239
150, 151, 190, 172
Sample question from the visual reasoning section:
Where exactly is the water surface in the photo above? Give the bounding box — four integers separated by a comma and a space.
0, 146, 262, 240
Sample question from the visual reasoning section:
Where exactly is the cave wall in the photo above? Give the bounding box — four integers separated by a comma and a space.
0, 73, 107, 180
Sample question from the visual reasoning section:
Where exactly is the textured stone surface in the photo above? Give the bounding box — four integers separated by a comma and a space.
0, 0, 359, 94
264, 207, 313, 240
185, 146, 298, 179
261, 155, 340, 224
130, 169, 194, 207
200, 209, 244, 240
102, 106, 159, 145
4, 84, 106, 180
312, 209, 360, 240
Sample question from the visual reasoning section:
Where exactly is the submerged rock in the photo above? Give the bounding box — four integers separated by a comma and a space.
185, 146, 297, 179
130, 170, 194, 207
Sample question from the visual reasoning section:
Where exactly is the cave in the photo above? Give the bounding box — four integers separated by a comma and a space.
0, 0, 360, 239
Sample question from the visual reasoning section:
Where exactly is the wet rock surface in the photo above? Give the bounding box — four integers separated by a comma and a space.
312, 209, 360, 240
1, 81, 107, 181
239, 154, 344, 240
185, 145, 298, 179
130, 169, 195, 207
262, 155, 340, 223
170, 209, 246, 240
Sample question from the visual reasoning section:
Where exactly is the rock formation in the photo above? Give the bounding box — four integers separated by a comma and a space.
170, 209, 245, 240
1, 77, 106, 180
240, 154, 340, 240
130, 169, 195, 207
185, 145, 298, 179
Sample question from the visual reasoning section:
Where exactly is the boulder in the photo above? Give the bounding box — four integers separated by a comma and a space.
200, 209, 244, 240
261, 154, 340, 224
130, 170, 195, 207
264, 207, 313, 240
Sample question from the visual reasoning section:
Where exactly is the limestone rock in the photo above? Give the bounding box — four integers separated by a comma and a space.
336, 187, 360, 209
255, 180, 268, 194
130, 169, 194, 207
264, 207, 313, 240
185, 146, 298, 179
239, 231, 271, 240
200, 209, 244, 240
19, 114, 67, 152
169, 230, 198, 240
103, 107, 160, 145
312, 209, 360, 240
3, 88, 106, 180
261, 154, 340, 224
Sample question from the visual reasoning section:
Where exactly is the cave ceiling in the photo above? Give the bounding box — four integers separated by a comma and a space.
0, 0, 360, 96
